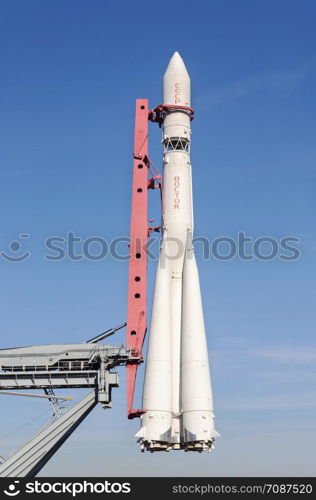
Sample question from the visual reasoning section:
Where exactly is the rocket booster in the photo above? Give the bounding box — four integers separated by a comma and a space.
136, 52, 218, 451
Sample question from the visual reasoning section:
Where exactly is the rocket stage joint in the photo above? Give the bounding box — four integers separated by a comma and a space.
148, 104, 195, 126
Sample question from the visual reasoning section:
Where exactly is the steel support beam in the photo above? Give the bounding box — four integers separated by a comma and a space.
0, 390, 98, 478
0, 371, 98, 390
126, 99, 149, 418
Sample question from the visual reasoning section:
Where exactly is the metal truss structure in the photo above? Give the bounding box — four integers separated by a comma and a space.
0, 325, 138, 477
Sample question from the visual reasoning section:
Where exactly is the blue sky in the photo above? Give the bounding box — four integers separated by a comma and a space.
0, 0, 315, 476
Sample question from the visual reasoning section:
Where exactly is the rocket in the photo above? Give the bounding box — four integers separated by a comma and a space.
136, 52, 218, 452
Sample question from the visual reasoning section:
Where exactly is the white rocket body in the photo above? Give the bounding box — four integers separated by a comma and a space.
137, 52, 218, 451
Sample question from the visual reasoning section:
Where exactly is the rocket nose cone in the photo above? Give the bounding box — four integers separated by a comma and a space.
163, 52, 191, 106
164, 51, 190, 79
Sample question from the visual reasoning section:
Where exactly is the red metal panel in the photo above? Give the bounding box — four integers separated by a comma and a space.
126, 99, 149, 418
